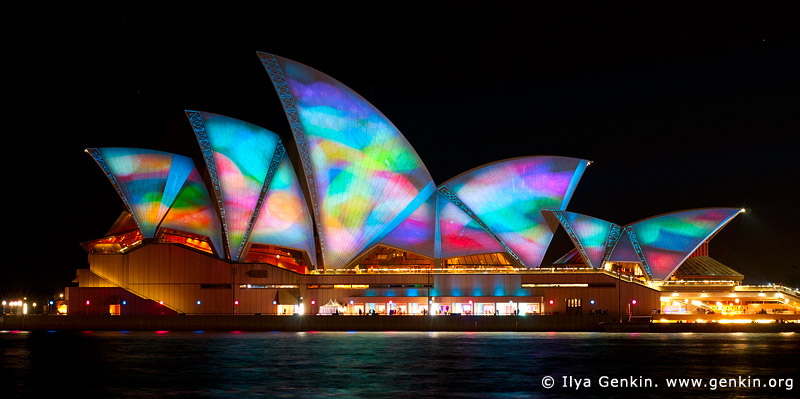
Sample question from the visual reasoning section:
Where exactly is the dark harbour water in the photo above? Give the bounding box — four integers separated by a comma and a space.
1, 331, 797, 398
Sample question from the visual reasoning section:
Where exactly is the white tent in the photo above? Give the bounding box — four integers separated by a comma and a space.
319, 299, 345, 315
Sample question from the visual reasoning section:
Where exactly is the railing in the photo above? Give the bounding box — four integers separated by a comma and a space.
311, 266, 608, 275
310, 267, 653, 288
659, 280, 738, 287
735, 284, 800, 296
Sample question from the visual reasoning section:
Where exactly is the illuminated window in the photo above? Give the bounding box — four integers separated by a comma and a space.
566, 298, 582, 308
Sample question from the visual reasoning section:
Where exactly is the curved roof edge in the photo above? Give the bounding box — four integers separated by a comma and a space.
626, 207, 745, 226
258, 52, 435, 269
626, 207, 744, 281
439, 156, 590, 267
185, 110, 284, 262
256, 52, 435, 184
86, 147, 195, 239
440, 155, 590, 187
541, 209, 620, 269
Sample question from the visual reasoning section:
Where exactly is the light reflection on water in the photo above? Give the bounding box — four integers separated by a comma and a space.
1, 331, 797, 398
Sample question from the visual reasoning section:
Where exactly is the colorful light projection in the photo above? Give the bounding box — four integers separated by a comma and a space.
441, 157, 589, 267
544, 210, 617, 269
87, 148, 194, 238
247, 155, 317, 265
187, 111, 281, 261
377, 192, 437, 258
159, 167, 224, 258
627, 208, 743, 280
260, 53, 434, 268
608, 231, 640, 263
438, 192, 506, 259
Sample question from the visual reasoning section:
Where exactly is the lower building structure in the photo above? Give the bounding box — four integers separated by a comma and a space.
65, 52, 799, 326
67, 241, 799, 324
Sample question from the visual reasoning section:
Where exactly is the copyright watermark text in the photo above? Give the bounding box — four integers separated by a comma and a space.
540, 375, 793, 391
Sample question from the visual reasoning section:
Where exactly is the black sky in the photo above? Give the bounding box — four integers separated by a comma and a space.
6, 5, 799, 300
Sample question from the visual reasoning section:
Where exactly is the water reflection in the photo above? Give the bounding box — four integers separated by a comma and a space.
1, 331, 797, 398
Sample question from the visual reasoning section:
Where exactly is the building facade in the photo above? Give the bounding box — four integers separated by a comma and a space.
71, 53, 799, 322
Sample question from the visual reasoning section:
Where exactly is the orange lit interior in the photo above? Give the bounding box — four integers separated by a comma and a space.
443, 252, 514, 271
158, 229, 214, 254
83, 229, 143, 254
244, 244, 309, 274
358, 246, 433, 272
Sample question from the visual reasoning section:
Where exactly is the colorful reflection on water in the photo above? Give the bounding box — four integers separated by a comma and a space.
1, 331, 797, 398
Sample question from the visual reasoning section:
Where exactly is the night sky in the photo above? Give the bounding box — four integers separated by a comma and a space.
6, 5, 798, 301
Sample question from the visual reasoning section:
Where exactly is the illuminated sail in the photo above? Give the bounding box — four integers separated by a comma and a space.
186, 111, 281, 261
87, 148, 194, 238
248, 155, 318, 266
160, 167, 224, 258
260, 53, 434, 268
543, 210, 618, 268
441, 156, 588, 267
625, 208, 743, 280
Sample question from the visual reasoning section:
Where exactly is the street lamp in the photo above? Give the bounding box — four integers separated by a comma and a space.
616, 264, 622, 324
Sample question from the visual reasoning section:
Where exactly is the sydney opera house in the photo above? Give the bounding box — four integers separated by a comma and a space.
70, 53, 799, 322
